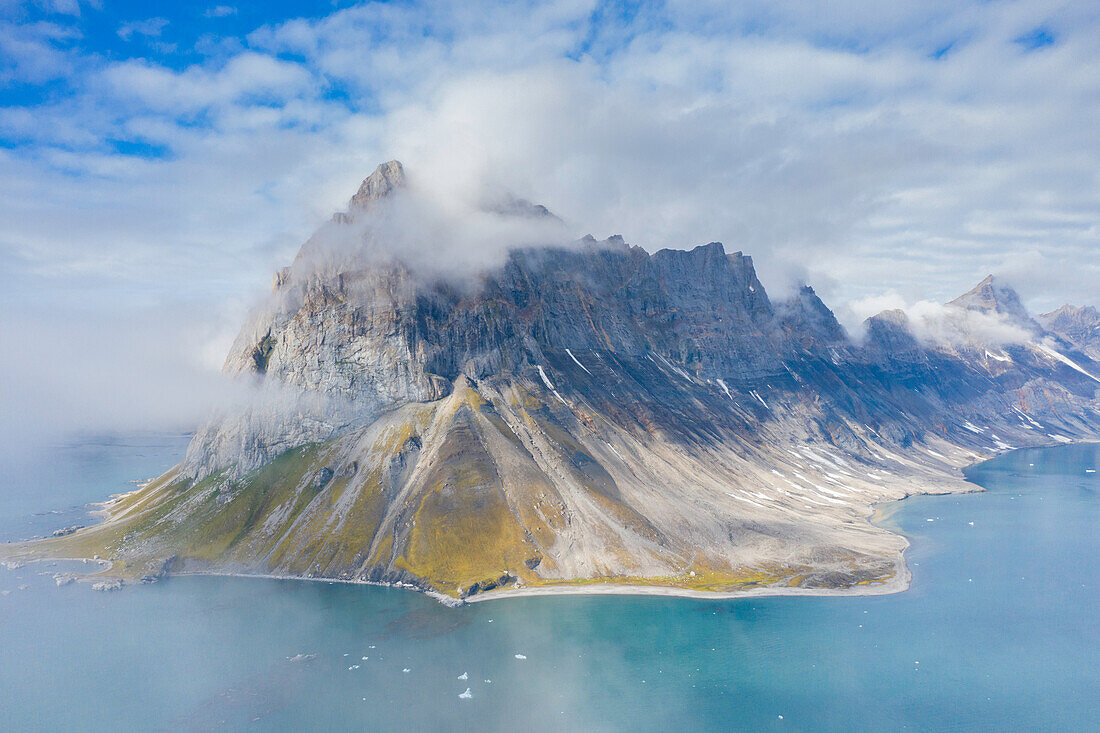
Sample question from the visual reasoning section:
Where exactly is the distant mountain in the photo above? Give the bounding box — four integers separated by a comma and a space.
948, 274, 1040, 331
10, 162, 1100, 602
1041, 305, 1100, 361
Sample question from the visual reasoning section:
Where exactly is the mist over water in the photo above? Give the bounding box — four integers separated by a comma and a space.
1, 439, 1097, 731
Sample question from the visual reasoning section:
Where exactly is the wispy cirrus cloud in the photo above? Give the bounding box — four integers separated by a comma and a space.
116, 16, 167, 42
203, 6, 235, 19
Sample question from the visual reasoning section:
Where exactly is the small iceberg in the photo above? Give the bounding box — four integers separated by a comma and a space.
458, 688, 472, 699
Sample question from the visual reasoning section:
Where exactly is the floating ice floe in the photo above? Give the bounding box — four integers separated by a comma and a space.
514, 654, 527, 660
459, 688, 472, 699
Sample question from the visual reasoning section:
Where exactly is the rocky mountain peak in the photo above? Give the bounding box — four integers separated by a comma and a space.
1041, 304, 1100, 359
780, 285, 848, 346
948, 274, 1036, 330
349, 160, 406, 211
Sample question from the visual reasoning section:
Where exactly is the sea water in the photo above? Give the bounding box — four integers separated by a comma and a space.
1, 437, 1097, 731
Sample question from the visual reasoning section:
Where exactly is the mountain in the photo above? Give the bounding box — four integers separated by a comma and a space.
8, 162, 1100, 603
1041, 305, 1100, 361
947, 274, 1040, 331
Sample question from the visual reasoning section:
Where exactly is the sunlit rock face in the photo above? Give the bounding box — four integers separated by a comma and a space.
27, 162, 1100, 601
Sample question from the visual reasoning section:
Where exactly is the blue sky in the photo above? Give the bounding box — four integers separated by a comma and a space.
1, 0, 1098, 440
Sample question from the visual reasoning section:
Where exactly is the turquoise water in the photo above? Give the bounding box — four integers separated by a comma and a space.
1, 439, 1097, 731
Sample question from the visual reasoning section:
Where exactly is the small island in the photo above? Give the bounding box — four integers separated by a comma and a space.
6, 164, 1100, 603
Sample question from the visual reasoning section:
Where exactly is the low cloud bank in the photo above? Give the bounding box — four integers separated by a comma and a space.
0, 303, 245, 451
842, 288, 1034, 348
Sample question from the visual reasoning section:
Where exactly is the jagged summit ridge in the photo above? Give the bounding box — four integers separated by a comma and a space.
1041, 304, 1100, 360
350, 160, 406, 210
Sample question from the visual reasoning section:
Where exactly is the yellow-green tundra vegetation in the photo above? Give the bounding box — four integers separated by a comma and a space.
2, 377, 904, 602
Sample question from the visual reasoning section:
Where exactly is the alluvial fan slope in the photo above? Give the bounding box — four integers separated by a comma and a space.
10, 162, 1100, 602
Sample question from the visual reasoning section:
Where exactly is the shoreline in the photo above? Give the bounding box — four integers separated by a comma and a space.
168, 569, 464, 607
464, 568, 912, 604
4, 438, 1093, 607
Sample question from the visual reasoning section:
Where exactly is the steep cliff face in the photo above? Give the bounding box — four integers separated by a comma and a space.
14, 162, 1100, 602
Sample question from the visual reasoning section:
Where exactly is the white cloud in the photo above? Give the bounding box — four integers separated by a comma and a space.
0, 19, 79, 83
904, 300, 1033, 348
116, 17, 168, 42
204, 5, 235, 19
2, 0, 1100, 441
100, 52, 312, 113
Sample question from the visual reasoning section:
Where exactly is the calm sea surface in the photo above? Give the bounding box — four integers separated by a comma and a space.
1, 437, 1097, 731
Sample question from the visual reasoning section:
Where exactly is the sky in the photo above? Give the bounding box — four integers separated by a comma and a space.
1, 0, 1098, 442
